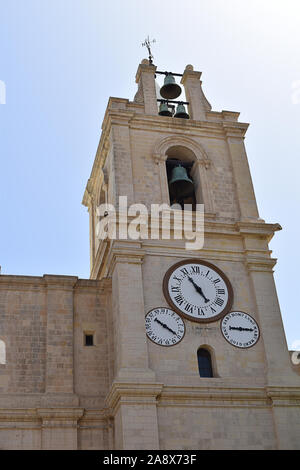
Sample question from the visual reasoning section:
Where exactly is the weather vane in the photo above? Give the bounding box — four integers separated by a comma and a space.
142, 36, 156, 65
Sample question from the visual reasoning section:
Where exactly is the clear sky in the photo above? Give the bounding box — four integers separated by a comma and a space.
0, 0, 299, 347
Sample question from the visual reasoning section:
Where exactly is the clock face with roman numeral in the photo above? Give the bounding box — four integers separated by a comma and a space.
163, 259, 233, 323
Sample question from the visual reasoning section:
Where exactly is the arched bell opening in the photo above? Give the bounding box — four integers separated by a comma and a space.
165, 146, 202, 210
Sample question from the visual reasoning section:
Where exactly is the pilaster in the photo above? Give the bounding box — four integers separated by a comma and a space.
44, 275, 77, 395
224, 126, 260, 221
245, 258, 299, 385
107, 244, 155, 382
37, 408, 84, 450
181, 65, 211, 121
135, 60, 157, 115
106, 382, 162, 449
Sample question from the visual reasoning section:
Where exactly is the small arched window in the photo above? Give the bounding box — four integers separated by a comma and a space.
0, 340, 6, 365
197, 348, 213, 378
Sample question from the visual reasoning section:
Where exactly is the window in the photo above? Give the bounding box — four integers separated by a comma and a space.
197, 348, 213, 378
84, 334, 94, 347
0, 340, 6, 365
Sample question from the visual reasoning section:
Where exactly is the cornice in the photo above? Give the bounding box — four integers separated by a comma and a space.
158, 384, 270, 408
105, 382, 163, 414
223, 121, 249, 138
43, 274, 78, 291
266, 386, 300, 406
36, 408, 84, 421
104, 382, 300, 413
245, 257, 277, 272
0, 274, 110, 293
0, 407, 85, 423
105, 242, 146, 277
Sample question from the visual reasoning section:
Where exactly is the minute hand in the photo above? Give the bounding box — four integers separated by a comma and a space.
187, 276, 210, 303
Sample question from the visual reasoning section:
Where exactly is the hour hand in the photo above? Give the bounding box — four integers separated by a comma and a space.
229, 326, 254, 332
187, 276, 210, 303
154, 318, 177, 335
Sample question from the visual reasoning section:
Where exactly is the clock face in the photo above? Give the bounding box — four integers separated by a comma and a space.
163, 259, 233, 323
221, 311, 260, 349
145, 307, 185, 347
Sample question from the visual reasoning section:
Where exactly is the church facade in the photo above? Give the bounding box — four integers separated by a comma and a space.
0, 59, 299, 450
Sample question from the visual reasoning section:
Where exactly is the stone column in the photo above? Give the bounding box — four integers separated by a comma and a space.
246, 258, 299, 385
153, 153, 170, 205
224, 127, 260, 221
112, 123, 135, 207
44, 275, 77, 395
108, 248, 155, 382
106, 383, 162, 450
190, 159, 215, 213
181, 65, 211, 121
37, 408, 84, 450
135, 60, 157, 115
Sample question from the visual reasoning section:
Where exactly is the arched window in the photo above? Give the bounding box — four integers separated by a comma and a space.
0, 340, 6, 365
197, 348, 213, 378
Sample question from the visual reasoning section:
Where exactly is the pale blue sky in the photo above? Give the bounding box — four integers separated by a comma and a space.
0, 0, 299, 347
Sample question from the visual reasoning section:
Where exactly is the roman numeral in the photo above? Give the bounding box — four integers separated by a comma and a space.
217, 289, 225, 295
171, 286, 180, 293
173, 276, 182, 283
197, 308, 205, 316
191, 266, 200, 274
184, 303, 193, 313
174, 294, 184, 305
180, 268, 189, 276
213, 278, 221, 285
215, 298, 224, 306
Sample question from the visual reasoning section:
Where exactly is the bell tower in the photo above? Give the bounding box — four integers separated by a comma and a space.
82, 59, 300, 450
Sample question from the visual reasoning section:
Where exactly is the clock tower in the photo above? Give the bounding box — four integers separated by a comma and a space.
82, 59, 300, 449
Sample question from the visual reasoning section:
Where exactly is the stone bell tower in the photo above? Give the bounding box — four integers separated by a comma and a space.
82, 59, 300, 450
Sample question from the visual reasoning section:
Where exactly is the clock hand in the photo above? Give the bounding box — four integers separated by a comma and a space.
187, 276, 210, 303
229, 326, 254, 332
154, 318, 177, 335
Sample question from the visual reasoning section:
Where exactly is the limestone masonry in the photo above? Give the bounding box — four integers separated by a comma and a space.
0, 60, 299, 449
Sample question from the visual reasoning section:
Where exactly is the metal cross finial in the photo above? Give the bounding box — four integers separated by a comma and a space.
142, 36, 156, 65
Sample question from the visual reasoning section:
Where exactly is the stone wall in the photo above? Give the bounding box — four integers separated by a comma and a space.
0, 274, 112, 449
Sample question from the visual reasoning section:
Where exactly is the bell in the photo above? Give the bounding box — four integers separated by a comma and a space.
158, 101, 172, 117
174, 103, 189, 119
169, 165, 194, 200
160, 73, 182, 100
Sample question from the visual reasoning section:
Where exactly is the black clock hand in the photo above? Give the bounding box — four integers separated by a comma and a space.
187, 276, 210, 303
154, 318, 177, 335
229, 326, 254, 332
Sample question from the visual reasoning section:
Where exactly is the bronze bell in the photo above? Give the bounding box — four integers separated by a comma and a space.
174, 103, 189, 119
169, 165, 194, 200
160, 73, 182, 100
158, 101, 172, 117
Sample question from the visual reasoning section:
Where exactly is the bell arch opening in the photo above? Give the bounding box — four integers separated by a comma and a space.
165, 145, 203, 210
